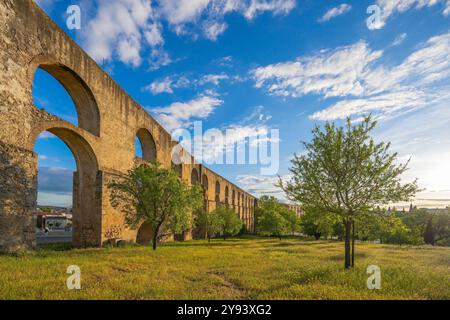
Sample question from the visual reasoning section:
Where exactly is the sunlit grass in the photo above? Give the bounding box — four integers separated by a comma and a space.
0, 237, 448, 300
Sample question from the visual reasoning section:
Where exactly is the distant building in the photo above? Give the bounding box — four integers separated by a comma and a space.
34, 207, 72, 231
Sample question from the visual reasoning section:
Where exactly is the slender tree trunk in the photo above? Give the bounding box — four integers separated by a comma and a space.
152, 227, 160, 251
351, 220, 355, 268
152, 235, 158, 250
344, 220, 352, 269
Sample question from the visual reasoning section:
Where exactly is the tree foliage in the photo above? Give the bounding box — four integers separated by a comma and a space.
108, 163, 203, 250
208, 206, 243, 240
254, 196, 301, 239
280, 116, 419, 268
299, 209, 341, 240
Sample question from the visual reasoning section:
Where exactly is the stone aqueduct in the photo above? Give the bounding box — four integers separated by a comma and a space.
0, 0, 256, 252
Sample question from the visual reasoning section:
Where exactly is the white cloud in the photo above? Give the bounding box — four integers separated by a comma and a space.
79, 0, 295, 67
252, 41, 382, 98
195, 105, 280, 165
157, 0, 296, 40
143, 77, 173, 95
236, 174, 291, 200
199, 73, 230, 86
143, 72, 237, 96
149, 95, 223, 130
444, 0, 450, 15
375, 0, 446, 28
157, 0, 212, 25
37, 132, 56, 139
318, 4, 352, 23
392, 32, 407, 46
81, 0, 155, 67
148, 48, 173, 70
237, 0, 297, 20
253, 31, 450, 122
144, 23, 165, 46
203, 21, 228, 40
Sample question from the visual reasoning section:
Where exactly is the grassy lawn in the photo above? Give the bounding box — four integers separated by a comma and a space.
0, 237, 449, 300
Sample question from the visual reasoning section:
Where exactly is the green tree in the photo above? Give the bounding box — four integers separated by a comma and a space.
432, 212, 450, 246
357, 211, 409, 244
108, 163, 203, 250
299, 209, 338, 240
280, 116, 419, 269
400, 208, 429, 245
254, 196, 300, 239
422, 212, 450, 246
209, 206, 243, 240
280, 206, 301, 236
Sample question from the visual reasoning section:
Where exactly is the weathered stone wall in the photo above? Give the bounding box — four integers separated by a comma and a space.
0, 0, 255, 252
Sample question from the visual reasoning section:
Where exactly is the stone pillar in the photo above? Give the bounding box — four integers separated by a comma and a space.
0, 142, 37, 252
71, 170, 103, 248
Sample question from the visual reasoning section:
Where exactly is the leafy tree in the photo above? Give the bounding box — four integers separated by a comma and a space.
299, 209, 338, 240
422, 212, 450, 246
432, 212, 450, 245
279, 206, 301, 235
280, 116, 419, 268
357, 211, 409, 244
108, 163, 203, 250
400, 208, 429, 245
254, 196, 300, 239
193, 209, 209, 240
209, 206, 243, 240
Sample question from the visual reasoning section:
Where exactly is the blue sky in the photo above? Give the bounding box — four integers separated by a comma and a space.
33, 0, 450, 208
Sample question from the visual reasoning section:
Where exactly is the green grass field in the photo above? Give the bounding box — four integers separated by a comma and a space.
0, 237, 449, 300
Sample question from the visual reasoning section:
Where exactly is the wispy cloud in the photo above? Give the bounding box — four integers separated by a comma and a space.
143, 77, 174, 95
236, 174, 291, 200
445, 0, 450, 15
143, 72, 238, 96
374, 0, 447, 29
149, 94, 223, 131
252, 31, 450, 122
392, 32, 407, 46
251, 41, 382, 98
80, 0, 296, 68
318, 4, 352, 23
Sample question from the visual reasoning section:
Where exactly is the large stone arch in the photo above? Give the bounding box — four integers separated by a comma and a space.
215, 181, 221, 207
136, 222, 154, 245
32, 126, 102, 247
225, 186, 229, 207
136, 128, 157, 162
191, 168, 199, 185
29, 55, 101, 137
202, 174, 209, 211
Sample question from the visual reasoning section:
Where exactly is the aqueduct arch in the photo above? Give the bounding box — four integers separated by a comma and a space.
0, 0, 255, 252
136, 128, 157, 162
33, 126, 102, 247
30, 56, 101, 137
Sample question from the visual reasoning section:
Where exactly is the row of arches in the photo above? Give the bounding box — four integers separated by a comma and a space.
30, 58, 254, 247
190, 170, 255, 232
32, 62, 163, 246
